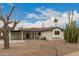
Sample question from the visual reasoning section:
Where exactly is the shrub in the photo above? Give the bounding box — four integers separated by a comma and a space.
41, 37, 47, 40
64, 21, 79, 43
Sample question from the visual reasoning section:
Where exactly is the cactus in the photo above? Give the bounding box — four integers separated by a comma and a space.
64, 21, 79, 43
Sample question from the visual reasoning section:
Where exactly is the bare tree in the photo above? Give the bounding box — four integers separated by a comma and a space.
0, 4, 20, 49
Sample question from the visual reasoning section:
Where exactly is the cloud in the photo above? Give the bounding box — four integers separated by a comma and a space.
15, 21, 33, 30
26, 13, 39, 20
36, 7, 62, 17
15, 21, 44, 30
0, 7, 79, 30
25, 7, 63, 22
36, 7, 46, 13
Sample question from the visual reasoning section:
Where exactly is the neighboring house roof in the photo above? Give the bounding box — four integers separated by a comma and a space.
11, 27, 64, 32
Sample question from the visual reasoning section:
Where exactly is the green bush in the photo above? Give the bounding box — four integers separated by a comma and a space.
64, 21, 79, 43
41, 37, 47, 40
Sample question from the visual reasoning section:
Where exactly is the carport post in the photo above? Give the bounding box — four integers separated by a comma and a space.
21, 30, 23, 40
9, 32, 11, 41
34, 32, 35, 39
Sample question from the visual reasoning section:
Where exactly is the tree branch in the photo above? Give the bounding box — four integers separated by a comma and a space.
7, 6, 15, 20
11, 20, 20, 30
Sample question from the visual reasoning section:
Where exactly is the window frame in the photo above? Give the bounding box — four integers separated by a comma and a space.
54, 31, 60, 35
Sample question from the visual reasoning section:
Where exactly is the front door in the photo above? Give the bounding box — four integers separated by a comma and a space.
26, 33, 30, 39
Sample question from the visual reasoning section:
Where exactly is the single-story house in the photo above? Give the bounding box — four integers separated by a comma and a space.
0, 27, 64, 40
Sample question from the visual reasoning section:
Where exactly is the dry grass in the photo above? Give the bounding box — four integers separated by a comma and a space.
0, 39, 79, 56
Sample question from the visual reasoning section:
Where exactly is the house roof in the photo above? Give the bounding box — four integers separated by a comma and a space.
40, 27, 64, 31
11, 27, 64, 32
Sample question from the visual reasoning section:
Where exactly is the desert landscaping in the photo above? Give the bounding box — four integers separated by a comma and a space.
0, 39, 79, 56
0, 3, 79, 56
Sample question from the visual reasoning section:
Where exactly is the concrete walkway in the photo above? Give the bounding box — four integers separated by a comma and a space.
65, 51, 79, 56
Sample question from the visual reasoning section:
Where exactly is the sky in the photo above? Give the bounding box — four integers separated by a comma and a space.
0, 3, 79, 29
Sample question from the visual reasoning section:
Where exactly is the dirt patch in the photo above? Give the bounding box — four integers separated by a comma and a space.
0, 40, 79, 56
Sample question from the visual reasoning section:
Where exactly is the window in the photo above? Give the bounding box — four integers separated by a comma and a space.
38, 32, 41, 35
54, 31, 60, 35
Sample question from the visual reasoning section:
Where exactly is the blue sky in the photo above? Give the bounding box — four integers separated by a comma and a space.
1, 3, 79, 22
2, 3, 79, 13
12, 3, 79, 12
1, 3, 79, 28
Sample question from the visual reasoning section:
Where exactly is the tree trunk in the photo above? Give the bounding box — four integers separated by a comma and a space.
3, 32, 9, 49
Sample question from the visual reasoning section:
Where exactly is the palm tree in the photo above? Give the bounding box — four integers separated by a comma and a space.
53, 18, 58, 27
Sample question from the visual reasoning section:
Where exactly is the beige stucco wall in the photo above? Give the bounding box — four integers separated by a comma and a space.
40, 31, 52, 40
52, 28, 64, 39
40, 28, 64, 40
